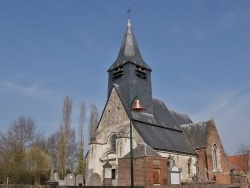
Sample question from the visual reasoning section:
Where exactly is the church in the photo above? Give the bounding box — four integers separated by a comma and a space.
85, 18, 246, 186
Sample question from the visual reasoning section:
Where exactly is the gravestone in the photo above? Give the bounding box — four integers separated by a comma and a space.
88, 173, 102, 186
76, 175, 83, 186
54, 172, 60, 181
66, 173, 75, 186
53, 172, 65, 186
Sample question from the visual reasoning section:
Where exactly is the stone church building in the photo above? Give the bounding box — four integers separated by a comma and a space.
85, 19, 244, 186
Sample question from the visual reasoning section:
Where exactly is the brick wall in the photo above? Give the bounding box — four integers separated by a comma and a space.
134, 158, 147, 186
146, 158, 168, 185
118, 158, 131, 186
208, 121, 231, 184
118, 120, 241, 186
196, 149, 208, 182
118, 156, 168, 186
196, 120, 231, 184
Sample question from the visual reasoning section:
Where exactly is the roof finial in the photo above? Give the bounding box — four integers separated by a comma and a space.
126, 5, 132, 20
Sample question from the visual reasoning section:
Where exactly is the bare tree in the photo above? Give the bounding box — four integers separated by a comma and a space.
235, 143, 250, 155
57, 123, 66, 179
79, 102, 86, 153
33, 132, 47, 150
8, 116, 37, 148
57, 96, 77, 179
46, 132, 58, 170
65, 129, 77, 173
88, 103, 99, 142
63, 96, 72, 150
0, 116, 41, 184
75, 101, 86, 175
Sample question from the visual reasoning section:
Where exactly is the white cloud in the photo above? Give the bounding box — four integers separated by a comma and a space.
0, 80, 55, 99
191, 87, 250, 155
189, 8, 250, 39
192, 87, 250, 121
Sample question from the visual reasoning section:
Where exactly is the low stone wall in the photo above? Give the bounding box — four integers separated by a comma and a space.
146, 184, 236, 188
230, 175, 248, 187
0, 184, 248, 188
0, 185, 46, 188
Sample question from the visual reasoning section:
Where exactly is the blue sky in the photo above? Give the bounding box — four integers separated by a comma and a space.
0, 1, 249, 155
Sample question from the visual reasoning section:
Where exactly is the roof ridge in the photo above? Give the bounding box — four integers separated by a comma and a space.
184, 119, 213, 126
169, 109, 189, 116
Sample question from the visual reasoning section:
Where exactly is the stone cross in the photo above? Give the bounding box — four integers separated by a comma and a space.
126, 5, 132, 19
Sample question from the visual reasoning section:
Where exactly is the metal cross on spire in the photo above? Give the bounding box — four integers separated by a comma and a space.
126, 5, 133, 19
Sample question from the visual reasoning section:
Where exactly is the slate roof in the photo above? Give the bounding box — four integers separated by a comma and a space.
108, 19, 151, 72
151, 99, 181, 131
133, 122, 196, 154
169, 110, 193, 125
181, 121, 210, 149
123, 143, 162, 158
114, 84, 183, 129
112, 84, 196, 155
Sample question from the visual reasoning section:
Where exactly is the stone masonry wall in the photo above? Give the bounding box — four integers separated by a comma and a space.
87, 88, 130, 185
158, 151, 197, 183
230, 174, 248, 188
87, 88, 151, 186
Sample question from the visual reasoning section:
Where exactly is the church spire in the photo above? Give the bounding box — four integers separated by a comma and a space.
107, 18, 153, 114
108, 19, 151, 72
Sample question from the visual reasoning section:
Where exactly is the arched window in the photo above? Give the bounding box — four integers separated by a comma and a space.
112, 169, 116, 179
110, 134, 117, 151
212, 144, 220, 171
167, 160, 171, 169
187, 158, 192, 175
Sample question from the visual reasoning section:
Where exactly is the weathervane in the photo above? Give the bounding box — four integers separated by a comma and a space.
126, 5, 133, 19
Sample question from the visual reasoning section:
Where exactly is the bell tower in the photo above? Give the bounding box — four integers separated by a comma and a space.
107, 19, 153, 114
